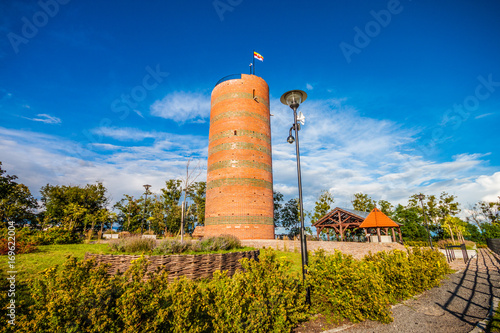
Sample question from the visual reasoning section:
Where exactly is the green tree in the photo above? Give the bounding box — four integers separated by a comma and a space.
463, 222, 482, 242
442, 215, 468, 243
392, 204, 428, 240
188, 181, 206, 226
378, 199, 394, 217
280, 198, 300, 237
311, 190, 335, 223
273, 191, 284, 228
147, 195, 166, 235
352, 193, 375, 212
161, 179, 182, 234
113, 195, 142, 232
0, 162, 38, 227
408, 193, 439, 225
467, 197, 500, 241
40, 182, 110, 231
407, 192, 460, 239
467, 198, 500, 227
480, 223, 500, 239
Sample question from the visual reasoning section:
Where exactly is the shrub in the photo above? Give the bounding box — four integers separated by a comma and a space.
30, 227, 81, 245
119, 231, 131, 238
0, 238, 37, 255
152, 239, 191, 255
191, 235, 242, 252
19, 257, 120, 333
11, 249, 307, 333
109, 236, 156, 253
406, 247, 453, 293
404, 240, 429, 247
364, 248, 452, 303
435, 239, 476, 250
364, 250, 415, 303
206, 248, 309, 332
307, 249, 392, 324
0, 227, 80, 247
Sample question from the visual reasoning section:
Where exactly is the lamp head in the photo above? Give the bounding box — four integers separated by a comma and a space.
416, 194, 425, 201
287, 135, 295, 144
143, 184, 152, 191
280, 90, 307, 110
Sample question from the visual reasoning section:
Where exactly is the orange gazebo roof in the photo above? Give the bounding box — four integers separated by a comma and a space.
358, 208, 399, 228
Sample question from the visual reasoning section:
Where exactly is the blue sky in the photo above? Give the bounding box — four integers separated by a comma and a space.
1, 0, 500, 220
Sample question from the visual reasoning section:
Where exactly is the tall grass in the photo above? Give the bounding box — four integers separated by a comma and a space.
109, 234, 243, 255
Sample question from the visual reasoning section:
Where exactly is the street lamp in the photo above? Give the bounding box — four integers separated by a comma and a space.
280, 89, 310, 305
417, 193, 433, 249
141, 184, 152, 234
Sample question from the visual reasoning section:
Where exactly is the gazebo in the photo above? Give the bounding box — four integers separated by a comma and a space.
358, 208, 403, 243
313, 207, 369, 241
313, 207, 403, 243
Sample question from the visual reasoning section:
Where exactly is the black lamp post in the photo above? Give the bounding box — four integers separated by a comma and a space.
280, 89, 310, 305
417, 193, 433, 249
141, 184, 151, 234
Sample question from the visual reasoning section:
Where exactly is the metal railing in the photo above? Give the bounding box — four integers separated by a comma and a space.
486, 238, 500, 255
215, 74, 242, 87
444, 243, 469, 264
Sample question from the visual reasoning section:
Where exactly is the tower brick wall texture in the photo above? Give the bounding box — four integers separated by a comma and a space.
204, 74, 275, 239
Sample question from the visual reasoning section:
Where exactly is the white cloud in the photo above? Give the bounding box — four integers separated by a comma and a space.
0, 95, 498, 222
270, 98, 498, 212
0, 126, 208, 203
91, 127, 157, 141
150, 91, 210, 123
24, 113, 61, 124
306, 83, 313, 90
133, 109, 144, 118
475, 113, 494, 119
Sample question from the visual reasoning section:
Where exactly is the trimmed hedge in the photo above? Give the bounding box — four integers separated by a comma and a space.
308, 247, 452, 324
308, 249, 392, 324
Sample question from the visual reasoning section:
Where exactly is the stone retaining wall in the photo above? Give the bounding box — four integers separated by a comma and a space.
241, 239, 406, 259
84, 250, 259, 281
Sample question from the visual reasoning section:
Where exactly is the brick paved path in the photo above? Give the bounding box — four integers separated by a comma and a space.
334, 249, 500, 333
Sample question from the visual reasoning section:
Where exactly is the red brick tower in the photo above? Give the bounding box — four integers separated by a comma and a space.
204, 74, 274, 239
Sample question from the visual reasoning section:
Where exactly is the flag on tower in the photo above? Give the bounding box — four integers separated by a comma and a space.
253, 51, 264, 62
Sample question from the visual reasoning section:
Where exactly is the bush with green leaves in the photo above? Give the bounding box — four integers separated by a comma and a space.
206, 248, 309, 332
364, 247, 452, 303
8, 248, 308, 333
435, 239, 476, 250
404, 240, 429, 247
307, 249, 392, 324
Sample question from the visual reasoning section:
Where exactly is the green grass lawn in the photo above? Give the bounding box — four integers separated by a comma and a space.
0, 243, 268, 283
487, 306, 500, 332
0, 243, 112, 282
273, 249, 303, 277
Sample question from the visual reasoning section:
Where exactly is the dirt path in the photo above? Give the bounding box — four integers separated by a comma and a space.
330, 249, 500, 333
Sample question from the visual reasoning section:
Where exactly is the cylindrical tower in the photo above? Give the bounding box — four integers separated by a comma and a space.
204, 74, 274, 239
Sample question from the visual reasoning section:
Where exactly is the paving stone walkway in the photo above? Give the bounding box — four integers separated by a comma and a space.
330, 249, 500, 333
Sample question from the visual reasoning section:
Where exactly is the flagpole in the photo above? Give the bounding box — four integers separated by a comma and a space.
252, 50, 255, 75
